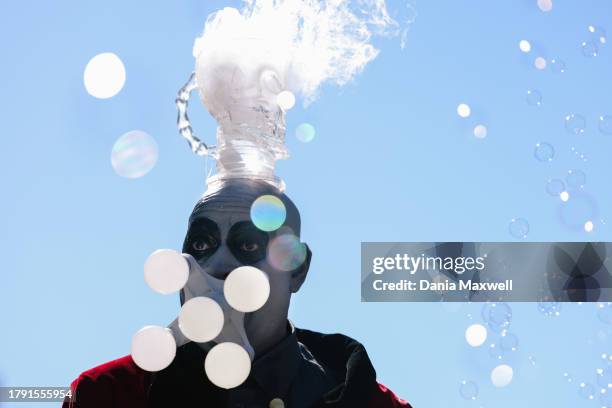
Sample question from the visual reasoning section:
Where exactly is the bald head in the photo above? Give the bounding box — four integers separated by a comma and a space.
187, 178, 301, 240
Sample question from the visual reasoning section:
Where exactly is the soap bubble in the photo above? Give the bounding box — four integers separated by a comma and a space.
537, 0, 553, 12
598, 303, 612, 324
251, 195, 286, 231
588, 25, 607, 45
131, 326, 176, 372
509, 218, 529, 239
295, 123, 316, 143
546, 179, 565, 196
144, 249, 189, 295
559, 191, 598, 231
597, 367, 612, 389
581, 41, 599, 57
473, 124, 487, 139
519, 40, 531, 53
457, 103, 471, 118
489, 342, 504, 360
204, 342, 251, 389
500, 331, 519, 352
564, 372, 573, 383
538, 302, 561, 317
526, 90, 542, 106
601, 390, 612, 408
277, 90, 296, 110
584, 220, 594, 233
111, 131, 159, 179
534, 57, 547, 70
269, 398, 285, 408
224, 266, 270, 312
565, 114, 586, 135
178, 297, 224, 343
598, 115, 612, 135
550, 58, 566, 73
465, 324, 487, 347
560, 191, 570, 202
528, 355, 537, 366
83, 52, 126, 99
579, 382, 596, 400
534, 142, 554, 162
488, 302, 513, 331
267, 234, 307, 271
491, 364, 513, 387
566, 169, 586, 189
459, 380, 478, 400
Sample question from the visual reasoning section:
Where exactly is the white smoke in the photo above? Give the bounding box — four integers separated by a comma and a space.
193, 0, 412, 106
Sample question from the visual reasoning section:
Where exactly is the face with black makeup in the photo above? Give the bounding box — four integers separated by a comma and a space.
181, 179, 311, 357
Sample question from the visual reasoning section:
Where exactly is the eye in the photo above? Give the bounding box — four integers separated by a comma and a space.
240, 242, 259, 252
192, 236, 218, 252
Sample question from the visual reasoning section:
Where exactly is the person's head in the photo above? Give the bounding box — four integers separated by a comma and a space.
180, 178, 311, 356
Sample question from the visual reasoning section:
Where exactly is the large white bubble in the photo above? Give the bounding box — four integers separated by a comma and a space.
465, 324, 487, 347
491, 364, 513, 387
178, 297, 224, 343
204, 342, 251, 389
131, 326, 176, 372
224, 266, 270, 313
144, 249, 189, 295
83, 53, 126, 99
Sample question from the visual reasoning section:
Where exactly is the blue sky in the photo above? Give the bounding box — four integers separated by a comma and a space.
1, 1, 612, 407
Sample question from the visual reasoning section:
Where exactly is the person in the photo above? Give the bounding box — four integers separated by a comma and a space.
63, 179, 411, 408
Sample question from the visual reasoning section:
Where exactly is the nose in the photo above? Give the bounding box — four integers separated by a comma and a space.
202, 244, 242, 280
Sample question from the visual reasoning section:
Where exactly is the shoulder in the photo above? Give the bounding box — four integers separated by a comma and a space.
295, 328, 412, 408
64, 356, 150, 408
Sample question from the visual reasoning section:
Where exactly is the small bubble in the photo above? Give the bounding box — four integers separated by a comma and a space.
488, 303, 513, 330
267, 234, 307, 271
500, 331, 519, 352
565, 114, 586, 135
473, 124, 487, 139
534, 56, 547, 70
519, 40, 532, 53
489, 343, 504, 360
526, 90, 542, 106
564, 372, 573, 383
459, 380, 479, 400
528, 355, 537, 366
509, 218, 529, 239
457, 103, 471, 118
566, 169, 586, 189
599, 115, 612, 135
538, 302, 562, 317
560, 191, 570, 202
585, 220, 594, 233
295, 123, 316, 143
84, 52, 126, 99
581, 41, 599, 57
579, 382, 596, 400
588, 25, 607, 45
550, 58, 566, 73
537, 0, 553, 12
251, 195, 287, 232
111, 130, 159, 179
546, 179, 565, 196
491, 364, 514, 387
596, 367, 612, 389
534, 142, 554, 162
601, 390, 612, 408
